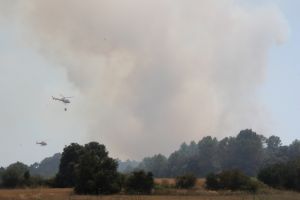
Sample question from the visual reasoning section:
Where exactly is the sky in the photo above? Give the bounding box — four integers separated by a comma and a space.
0, 0, 299, 167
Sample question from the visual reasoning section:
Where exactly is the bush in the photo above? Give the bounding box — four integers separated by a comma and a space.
206, 173, 220, 190
205, 170, 260, 192
257, 163, 285, 188
218, 170, 250, 191
258, 159, 300, 191
175, 173, 197, 189
124, 170, 154, 194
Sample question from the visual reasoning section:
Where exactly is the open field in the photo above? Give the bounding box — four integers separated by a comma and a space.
155, 178, 205, 188
1, 188, 300, 200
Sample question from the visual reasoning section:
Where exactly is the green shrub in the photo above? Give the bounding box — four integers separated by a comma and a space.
124, 170, 154, 194
206, 173, 220, 190
218, 170, 250, 191
258, 159, 300, 191
205, 170, 261, 192
175, 173, 197, 189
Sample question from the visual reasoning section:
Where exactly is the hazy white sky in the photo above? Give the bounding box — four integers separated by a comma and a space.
0, 0, 299, 167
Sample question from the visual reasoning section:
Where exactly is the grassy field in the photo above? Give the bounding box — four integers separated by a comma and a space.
1, 187, 300, 200
0, 179, 300, 200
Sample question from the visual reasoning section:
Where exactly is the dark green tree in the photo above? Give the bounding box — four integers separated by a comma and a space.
55, 143, 83, 187
167, 141, 198, 177
2, 162, 28, 188
230, 129, 264, 175
258, 159, 300, 191
74, 142, 120, 194
196, 136, 219, 176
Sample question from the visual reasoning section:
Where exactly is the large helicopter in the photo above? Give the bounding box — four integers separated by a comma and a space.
36, 141, 47, 146
52, 95, 73, 111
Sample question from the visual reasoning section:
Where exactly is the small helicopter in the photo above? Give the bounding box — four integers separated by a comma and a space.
36, 141, 47, 146
52, 95, 73, 111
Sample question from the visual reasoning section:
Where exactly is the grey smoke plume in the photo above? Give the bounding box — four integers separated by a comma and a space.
6, 0, 287, 159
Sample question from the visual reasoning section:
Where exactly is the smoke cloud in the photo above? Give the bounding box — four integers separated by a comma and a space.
5, 0, 287, 159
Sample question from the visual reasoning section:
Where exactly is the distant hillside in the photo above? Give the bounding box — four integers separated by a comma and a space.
29, 153, 61, 178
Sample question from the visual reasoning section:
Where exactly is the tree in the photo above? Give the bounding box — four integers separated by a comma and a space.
124, 170, 154, 194
55, 143, 83, 187
138, 154, 167, 177
167, 141, 199, 177
266, 136, 281, 151
2, 162, 28, 188
288, 140, 300, 160
196, 136, 219, 176
229, 129, 264, 176
74, 142, 120, 194
258, 159, 300, 191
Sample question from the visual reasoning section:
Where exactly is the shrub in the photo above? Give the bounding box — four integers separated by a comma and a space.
258, 159, 300, 191
205, 170, 260, 192
218, 170, 250, 191
206, 173, 220, 190
257, 163, 285, 188
175, 173, 197, 189
124, 170, 154, 194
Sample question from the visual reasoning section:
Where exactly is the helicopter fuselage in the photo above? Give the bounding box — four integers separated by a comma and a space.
52, 97, 70, 104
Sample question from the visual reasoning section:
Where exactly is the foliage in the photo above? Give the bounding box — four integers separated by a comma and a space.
258, 159, 300, 191
206, 173, 220, 190
55, 143, 83, 187
205, 170, 260, 192
175, 173, 197, 189
1, 162, 28, 188
0, 162, 56, 188
74, 142, 121, 194
137, 154, 168, 177
124, 170, 154, 194
138, 129, 300, 177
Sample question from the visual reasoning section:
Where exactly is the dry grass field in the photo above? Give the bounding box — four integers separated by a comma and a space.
0, 188, 300, 200
154, 178, 205, 188
0, 179, 300, 200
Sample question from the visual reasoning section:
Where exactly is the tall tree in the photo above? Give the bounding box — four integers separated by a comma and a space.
230, 129, 264, 176
74, 142, 120, 194
55, 143, 83, 187
288, 140, 300, 160
196, 136, 219, 176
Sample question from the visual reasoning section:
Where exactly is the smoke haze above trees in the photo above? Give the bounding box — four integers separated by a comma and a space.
0, 0, 287, 160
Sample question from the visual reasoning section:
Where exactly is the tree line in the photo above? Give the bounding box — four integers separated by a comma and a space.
136, 129, 300, 177
0, 142, 154, 194
1, 129, 300, 194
